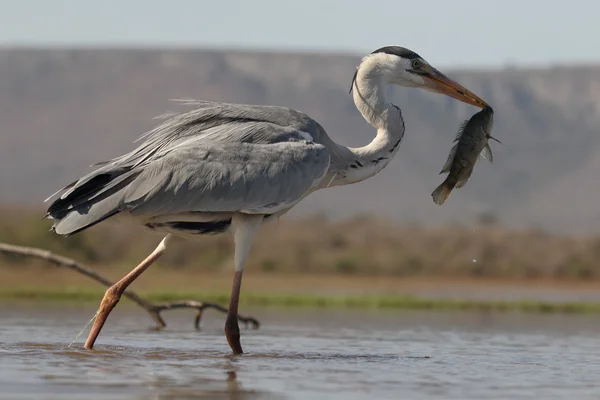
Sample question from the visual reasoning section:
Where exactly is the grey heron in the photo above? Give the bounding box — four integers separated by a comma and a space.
45, 46, 488, 354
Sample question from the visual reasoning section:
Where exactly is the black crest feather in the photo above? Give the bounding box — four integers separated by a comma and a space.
371, 46, 421, 60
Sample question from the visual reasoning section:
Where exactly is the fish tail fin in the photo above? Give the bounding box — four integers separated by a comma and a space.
431, 179, 454, 206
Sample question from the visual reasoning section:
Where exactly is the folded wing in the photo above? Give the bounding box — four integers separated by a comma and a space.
46, 101, 330, 235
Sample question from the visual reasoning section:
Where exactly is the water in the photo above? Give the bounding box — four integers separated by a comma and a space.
1, 303, 600, 399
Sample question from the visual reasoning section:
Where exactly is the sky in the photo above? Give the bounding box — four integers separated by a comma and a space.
0, 0, 597, 69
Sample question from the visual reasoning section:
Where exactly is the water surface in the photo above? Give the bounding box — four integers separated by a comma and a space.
1, 304, 599, 399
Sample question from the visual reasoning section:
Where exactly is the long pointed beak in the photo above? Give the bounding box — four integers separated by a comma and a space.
423, 68, 488, 108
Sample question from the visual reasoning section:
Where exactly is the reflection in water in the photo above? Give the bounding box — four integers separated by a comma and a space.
2, 305, 600, 399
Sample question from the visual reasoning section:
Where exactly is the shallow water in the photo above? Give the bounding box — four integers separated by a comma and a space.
1, 304, 600, 399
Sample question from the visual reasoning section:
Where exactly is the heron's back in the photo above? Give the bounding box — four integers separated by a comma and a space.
46, 100, 331, 236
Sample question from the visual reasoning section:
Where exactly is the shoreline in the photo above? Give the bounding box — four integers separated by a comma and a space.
4, 272, 600, 313
2, 289, 600, 314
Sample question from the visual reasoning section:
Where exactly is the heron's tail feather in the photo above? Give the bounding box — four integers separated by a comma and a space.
431, 180, 454, 206
46, 167, 139, 236
51, 195, 122, 236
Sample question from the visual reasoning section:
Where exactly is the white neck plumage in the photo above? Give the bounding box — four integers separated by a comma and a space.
324, 57, 406, 188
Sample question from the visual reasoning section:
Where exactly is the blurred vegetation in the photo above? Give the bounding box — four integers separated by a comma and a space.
2, 206, 600, 280
3, 287, 600, 314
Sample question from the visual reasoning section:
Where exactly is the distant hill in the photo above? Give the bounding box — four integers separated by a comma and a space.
1, 48, 599, 233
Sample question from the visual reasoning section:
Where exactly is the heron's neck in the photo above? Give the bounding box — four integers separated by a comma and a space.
323, 68, 405, 188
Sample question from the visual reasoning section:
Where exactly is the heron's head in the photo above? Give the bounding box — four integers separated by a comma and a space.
351, 46, 488, 108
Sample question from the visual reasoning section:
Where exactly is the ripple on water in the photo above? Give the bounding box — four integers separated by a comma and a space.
2, 308, 600, 399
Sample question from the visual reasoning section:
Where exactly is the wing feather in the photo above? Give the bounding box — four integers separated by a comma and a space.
124, 141, 329, 216
46, 101, 330, 235
91, 101, 318, 169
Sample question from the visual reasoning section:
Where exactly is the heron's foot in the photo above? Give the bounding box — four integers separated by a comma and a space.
225, 314, 243, 355
83, 284, 123, 349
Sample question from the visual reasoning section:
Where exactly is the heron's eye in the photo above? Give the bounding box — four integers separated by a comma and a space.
411, 59, 421, 69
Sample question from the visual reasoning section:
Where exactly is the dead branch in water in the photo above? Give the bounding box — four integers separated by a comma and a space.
0, 242, 260, 330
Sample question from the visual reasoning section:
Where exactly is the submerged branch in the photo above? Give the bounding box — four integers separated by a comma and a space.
151, 301, 260, 330
0, 242, 260, 331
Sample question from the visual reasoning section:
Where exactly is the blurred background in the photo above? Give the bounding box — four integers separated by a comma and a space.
4, 3, 600, 397
1, 0, 600, 291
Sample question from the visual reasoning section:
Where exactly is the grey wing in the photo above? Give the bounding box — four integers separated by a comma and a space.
46, 100, 329, 235
123, 140, 330, 216
93, 100, 320, 169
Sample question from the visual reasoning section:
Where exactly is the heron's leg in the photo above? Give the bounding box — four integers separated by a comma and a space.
225, 214, 263, 354
84, 235, 171, 349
